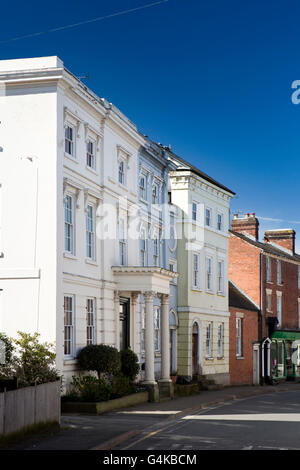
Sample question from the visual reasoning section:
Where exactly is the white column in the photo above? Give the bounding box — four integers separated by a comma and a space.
131, 293, 139, 354
144, 291, 156, 384
160, 294, 171, 381
114, 291, 120, 350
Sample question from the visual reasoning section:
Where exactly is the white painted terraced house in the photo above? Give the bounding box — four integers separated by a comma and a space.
0, 56, 177, 397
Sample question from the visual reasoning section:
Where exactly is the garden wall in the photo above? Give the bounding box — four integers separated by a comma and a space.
0, 381, 61, 436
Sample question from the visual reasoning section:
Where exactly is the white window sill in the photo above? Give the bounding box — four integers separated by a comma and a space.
64, 252, 77, 260
206, 289, 214, 295
217, 291, 226, 297
118, 182, 128, 191
217, 356, 224, 360
85, 258, 98, 266
64, 152, 78, 163
191, 288, 202, 292
85, 165, 98, 175
236, 356, 244, 360
64, 358, 77, 364
140, 197, 148, 204
205, 357, 214, 361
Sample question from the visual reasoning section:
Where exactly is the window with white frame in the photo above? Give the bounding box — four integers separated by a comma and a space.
140, 228, 147, 266
217, 213, 223, 231
152, 183, 159, 204
153, 236, 159, 266
276, 260, 281, 284
139, 174, 147, 200
298, 266, 300, 289
217, 260, 224, 294
86, 298, 95, 345
154, 306, 161, 351
86, 204, 95, 260
298, 301, 300, 329
236, 317, 242, 357
65, 126, 75, 156
218, 323, 224, 358
276, 294, 282, 327
192, 202, 197, 222
86, 140, 96, 169
266, 256, 272, 282
192, 253, 201, 289
266, 291, 272, 311
119, 219, 127, 265
170, 211, 175, 240
206, 256, 213, 291
64, 295, 74, 357
118, 159, 125, 185
206, 322, 213, 357
64, 195, 74, 254
205, 207, 212, 227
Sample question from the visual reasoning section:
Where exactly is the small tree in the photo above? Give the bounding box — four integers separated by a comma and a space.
78, 344, 120, 379
120, 348, 140, 382
14, 332, 58, 386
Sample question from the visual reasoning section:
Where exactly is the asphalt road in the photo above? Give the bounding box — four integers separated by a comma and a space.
116, 390, 300, 450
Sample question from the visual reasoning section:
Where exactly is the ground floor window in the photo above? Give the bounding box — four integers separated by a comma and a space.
86, 298, 95, 345
206, 322, 213, 358
64, 295, 74, 358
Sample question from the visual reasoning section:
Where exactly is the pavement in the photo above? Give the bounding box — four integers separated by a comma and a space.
4, 381, 300, 450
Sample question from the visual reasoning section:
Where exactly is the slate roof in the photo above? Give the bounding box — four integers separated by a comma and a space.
230, 229, 300, 263
229, 280, 259, 312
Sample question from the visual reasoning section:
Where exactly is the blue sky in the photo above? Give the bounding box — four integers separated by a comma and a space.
1, 0, 300, 250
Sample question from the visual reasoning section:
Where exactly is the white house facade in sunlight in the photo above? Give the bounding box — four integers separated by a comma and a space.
0, 56, 177, 398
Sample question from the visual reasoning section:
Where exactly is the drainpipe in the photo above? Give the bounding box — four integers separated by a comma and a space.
259, 251, 264, 384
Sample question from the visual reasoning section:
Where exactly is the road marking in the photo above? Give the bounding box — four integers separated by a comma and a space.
182, 413, 300, 422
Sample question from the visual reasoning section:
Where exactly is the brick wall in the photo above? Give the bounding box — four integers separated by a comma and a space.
229, 307, 259, 385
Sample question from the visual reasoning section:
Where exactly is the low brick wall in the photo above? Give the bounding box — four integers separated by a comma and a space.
62, 391, 149, 415
0, 381, 61, 436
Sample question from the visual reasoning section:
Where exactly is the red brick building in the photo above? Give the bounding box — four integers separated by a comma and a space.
229, 213, 300, 383
229, 281, 260, 385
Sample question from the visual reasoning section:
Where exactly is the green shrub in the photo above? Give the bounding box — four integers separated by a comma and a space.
0, 333, 15, 379
111, 373, 133, 398
120, 348, 140, 381
70, 375, 112, 402
78, 344, 120, 379
14, 332, 59, 387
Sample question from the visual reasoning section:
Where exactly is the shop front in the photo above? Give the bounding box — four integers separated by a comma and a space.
271, 331, 300, 381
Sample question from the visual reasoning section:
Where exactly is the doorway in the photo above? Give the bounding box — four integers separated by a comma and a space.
119, 298, 130, 350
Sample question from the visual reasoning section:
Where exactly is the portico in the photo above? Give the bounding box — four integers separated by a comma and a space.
112, 266, 178, 400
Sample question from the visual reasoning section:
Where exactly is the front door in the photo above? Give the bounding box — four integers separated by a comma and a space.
119, 298, 130, 350
192, 323, 199, 376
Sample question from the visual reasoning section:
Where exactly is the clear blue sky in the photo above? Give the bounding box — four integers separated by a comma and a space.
1, 0, 300, 250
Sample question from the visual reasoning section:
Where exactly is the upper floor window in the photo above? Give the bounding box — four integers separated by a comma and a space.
65, 126, 75, 156
298, 301, 300, 329
86, 140, 96, 170
86, 204, 95, 260
276, 260, 281, 284
206, 322, 213, 357
118, 160, 125, 185
217, 213, 223, 231
192, 202, 197, 222
170, 211, 175, 240
298, 266, 300, 289
64, 195, 74, 254
192, 253, 201, 289
266, 291, 272, 311
141, 305, 146, 352
205, 208, 212, 227
119, 219, 127, 265
206, 256, 213, 291
266, 256, 272, 282
153, 236, 159, 266
236, 317, 242, 357
64, 295, 74, 358
152, 184, 159, 205
217, 260, 224, 294
139, 175, 147, 200
86, 298, 95, 345
140, 228, 147, 267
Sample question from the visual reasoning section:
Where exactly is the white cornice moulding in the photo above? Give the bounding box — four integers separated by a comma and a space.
0, 269, 40, 279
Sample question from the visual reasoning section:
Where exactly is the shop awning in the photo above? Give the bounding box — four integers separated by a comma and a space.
272, 330, 300, 341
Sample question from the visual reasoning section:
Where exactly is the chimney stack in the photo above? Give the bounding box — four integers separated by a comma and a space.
231, 212, 259, 240
264, 229, 295, 254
